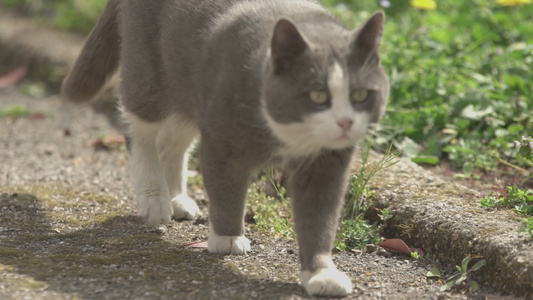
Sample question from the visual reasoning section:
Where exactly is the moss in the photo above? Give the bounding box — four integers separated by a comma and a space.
0, 183, 116, 208
0, 246, 25, 257
0, 265, 47, 291
8, 276, 47, 291
0, 264, 14, 272
0, 183, 123, 229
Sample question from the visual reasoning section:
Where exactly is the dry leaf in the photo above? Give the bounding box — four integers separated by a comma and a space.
379, 238, 424, 257
180, 240, 208, 248
0, 66, 27, 88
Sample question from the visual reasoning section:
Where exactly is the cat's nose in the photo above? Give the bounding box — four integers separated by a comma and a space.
337, 118, 353, 131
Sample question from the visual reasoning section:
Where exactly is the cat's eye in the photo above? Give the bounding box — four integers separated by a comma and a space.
309, 90, 328, 104
351, 89, 368, 103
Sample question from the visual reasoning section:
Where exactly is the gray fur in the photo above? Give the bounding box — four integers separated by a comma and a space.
62, 0, 389, 295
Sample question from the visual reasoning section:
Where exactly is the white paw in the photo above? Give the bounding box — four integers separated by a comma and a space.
171, 195, 200, 220
301, 268, 353, 297
208, 231, 251, 255
137, 195, 173, 226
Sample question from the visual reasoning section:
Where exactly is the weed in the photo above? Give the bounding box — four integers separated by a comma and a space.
247, 177, 294, 239
514, 136, 533, 168
345, 140, 400, 220
441, 256, 487, 292
335, 141, 400, 251
378, 209, 393, 222
481, 185, 533, 215
262, 166, 289, 206
190, 174, 204, 189
410, 249, 421, 260
426, 265, 441, 279
522, 217, 533, 239
0, 104, 31, 118
334, 218, 381, 251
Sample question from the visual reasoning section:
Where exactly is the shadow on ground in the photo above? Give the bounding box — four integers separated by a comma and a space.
0, 191, 304, 299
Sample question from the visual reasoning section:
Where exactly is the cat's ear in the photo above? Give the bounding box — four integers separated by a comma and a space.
352, 11, 384, 52
271, 19, 308, 73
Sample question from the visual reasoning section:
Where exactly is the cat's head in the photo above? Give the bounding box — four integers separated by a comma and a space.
262, 11, 389, 157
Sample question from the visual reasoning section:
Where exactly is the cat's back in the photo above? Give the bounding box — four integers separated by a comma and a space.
118, 0, 241, 120
118, 0, 237, 60
119, 0, 334, 67
118, 0, 346, 123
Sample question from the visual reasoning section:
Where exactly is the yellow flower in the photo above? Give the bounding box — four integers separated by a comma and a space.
410, 0, 437, 10
497, 0, 532, 5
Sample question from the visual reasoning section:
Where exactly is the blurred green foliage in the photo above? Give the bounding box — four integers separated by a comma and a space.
327, 0, 532, 175
0, 0, 106, 34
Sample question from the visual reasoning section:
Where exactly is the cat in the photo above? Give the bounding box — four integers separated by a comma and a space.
62, 0, 389, 297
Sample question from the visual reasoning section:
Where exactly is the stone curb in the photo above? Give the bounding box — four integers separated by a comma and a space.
1, 10, 531, 299
365, 151, 532, 298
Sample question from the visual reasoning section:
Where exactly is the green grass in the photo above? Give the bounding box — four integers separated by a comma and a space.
248, 177, 294, 239
345, 141, 400, 220
481, 185, 533, 215
335, 217, 382, 251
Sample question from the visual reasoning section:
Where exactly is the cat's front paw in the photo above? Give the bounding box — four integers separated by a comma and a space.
171, 195, 200, 220
137, 195, 173, 226
208, 233, 251, 255
301, 268, 353, 297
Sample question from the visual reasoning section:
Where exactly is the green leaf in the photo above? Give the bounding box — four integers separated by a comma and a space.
460, 256, 471, 273
503, 74, 526, 91
411, 156, 439, 165
455, 274, 468, 285
508, 124, 525, 134
446, 273, 462, 282
469, 280, 479, 291
426, 266, 441, 278
398, 137, 420, 158
460, 105, 493, 121
470, 259, 487, 272
431, 29, 453, 44
472, 23, 491, 42
440, 280, 456, 292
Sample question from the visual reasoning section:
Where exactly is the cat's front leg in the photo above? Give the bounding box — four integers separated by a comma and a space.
288, 149, 354, 297
200, 139, 251, 255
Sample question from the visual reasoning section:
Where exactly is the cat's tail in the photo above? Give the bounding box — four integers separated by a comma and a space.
61, 0, 120, 102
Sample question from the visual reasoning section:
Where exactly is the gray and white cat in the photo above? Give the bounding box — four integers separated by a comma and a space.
62, 0, 389, 297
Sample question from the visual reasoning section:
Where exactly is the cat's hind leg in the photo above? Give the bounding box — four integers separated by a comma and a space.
124, 111, 173, 226
156, 114, 200, 220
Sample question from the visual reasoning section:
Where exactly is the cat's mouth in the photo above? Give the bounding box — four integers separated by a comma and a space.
329, 134, 354, 148
335, 132, 350, 140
